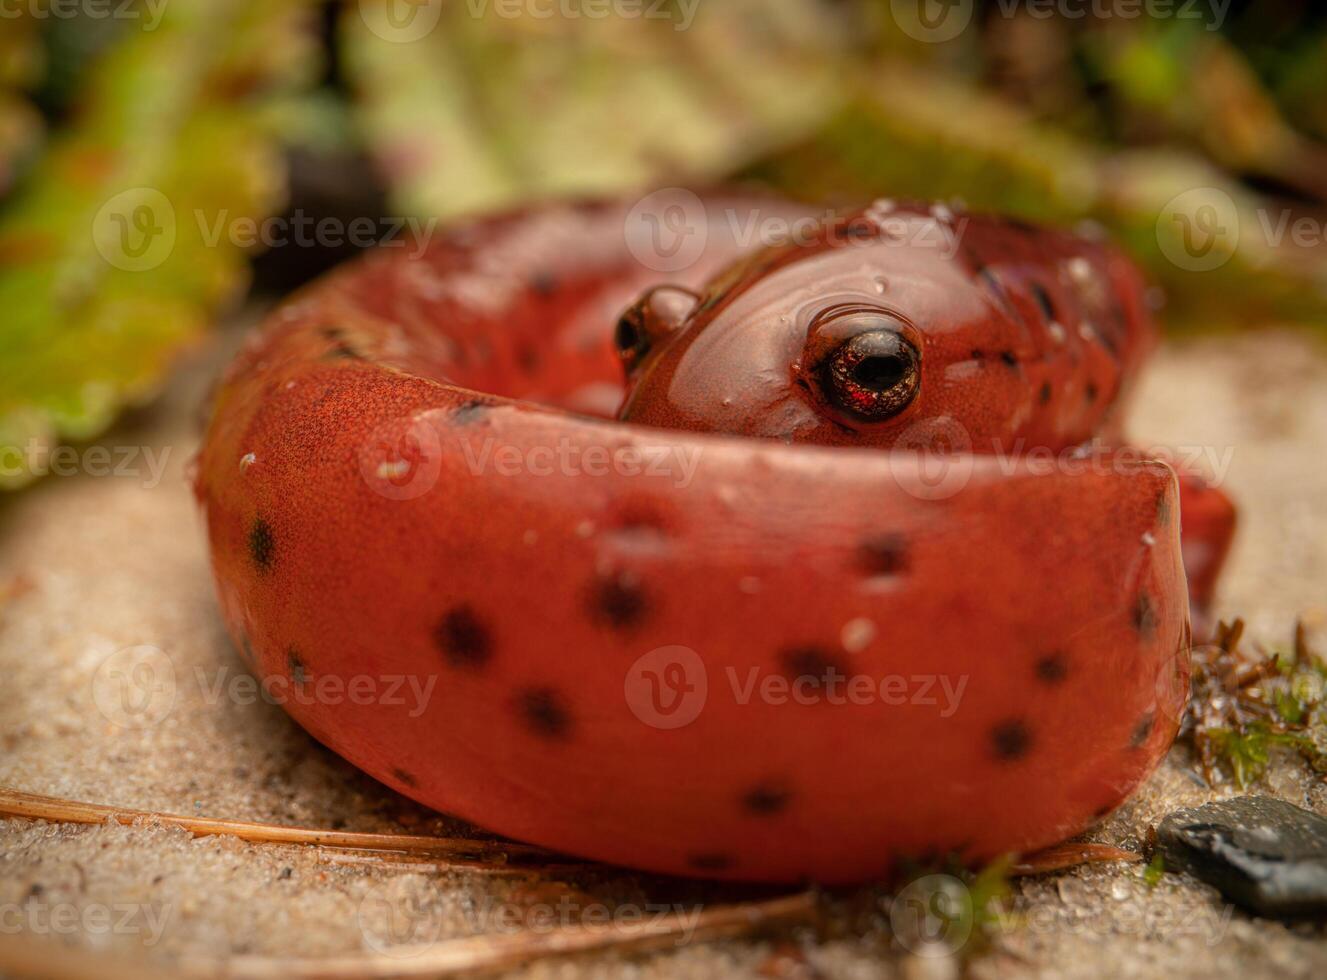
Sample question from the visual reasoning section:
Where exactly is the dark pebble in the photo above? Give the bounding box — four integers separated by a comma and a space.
1156, 796, 1327, 918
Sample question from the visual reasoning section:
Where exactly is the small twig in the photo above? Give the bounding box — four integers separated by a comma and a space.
0, 788, 570, 870
211, 891, 818, 979
1009, 843, 1142, 877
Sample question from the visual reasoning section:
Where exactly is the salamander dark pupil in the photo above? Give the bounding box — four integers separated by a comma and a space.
852, 354, 906, 391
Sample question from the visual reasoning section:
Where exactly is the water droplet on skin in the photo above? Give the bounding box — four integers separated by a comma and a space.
1048, 322, 1066, 344
239, 453, 257, 472
841, 617, 877, 652
1066, 257, 1093, 284
1141, 532, 1156, 546
1078, 322, 1097, 341
575, 520, 596, 538
873, 276, 888, 294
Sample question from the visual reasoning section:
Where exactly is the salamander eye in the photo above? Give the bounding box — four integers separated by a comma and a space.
614, 309, 649, 370
614, 286, 699, 374
821, 325, 921, 422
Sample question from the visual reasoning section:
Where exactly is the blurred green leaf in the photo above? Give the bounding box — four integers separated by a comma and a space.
343, 0, 850, 218
0, 0, 317, 489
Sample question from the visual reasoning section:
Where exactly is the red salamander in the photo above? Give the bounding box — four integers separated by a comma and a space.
196, 194, 1235, 883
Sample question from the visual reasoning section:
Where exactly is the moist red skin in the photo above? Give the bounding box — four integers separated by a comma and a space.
196, 195, 1230, 884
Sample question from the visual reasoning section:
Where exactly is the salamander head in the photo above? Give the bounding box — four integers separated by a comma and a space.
615, 204, 1153, 451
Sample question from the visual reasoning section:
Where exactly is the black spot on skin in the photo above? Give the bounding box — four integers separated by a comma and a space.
999, 350, 1018, 369
1130, 712, 1155, 748
391, 768, 418, 788
687, 853, 733, 872
742, 783, 791, 816
435, 605, 492, 669
991, 720, 1032, 760
780, 647, 847, 688
859, 533, 908, 577
517, 687, 572, 739
515, 342, 540, 374
843, 219, 875, 239
1035, 653, 1068, 684
1085, 382, 1099, 403
970, 349, 985, 362
287, 650, 308, 688
1039, 381, 1052, 404
1134, 593, 1158, 637
249, 518, 275, 572
530, 271, 558, 297
589, 572, 648, 630
1030, 282, 1056, 322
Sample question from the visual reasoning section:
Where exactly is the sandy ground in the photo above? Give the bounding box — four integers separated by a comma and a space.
1, 322, 1326, 979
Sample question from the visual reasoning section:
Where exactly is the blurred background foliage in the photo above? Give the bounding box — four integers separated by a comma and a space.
1, 0, 1326, 487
